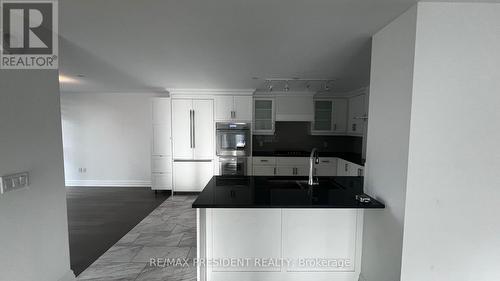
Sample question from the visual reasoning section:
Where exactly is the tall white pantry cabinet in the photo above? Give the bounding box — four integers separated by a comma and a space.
151, 98, 173, 190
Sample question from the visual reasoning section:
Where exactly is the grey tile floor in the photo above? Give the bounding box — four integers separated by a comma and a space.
77, 195, 197, 281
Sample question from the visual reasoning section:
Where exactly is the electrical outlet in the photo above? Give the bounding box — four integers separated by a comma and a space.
0, 172, 29, 194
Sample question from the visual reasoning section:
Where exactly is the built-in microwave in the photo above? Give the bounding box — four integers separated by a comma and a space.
216, 122, 251, 156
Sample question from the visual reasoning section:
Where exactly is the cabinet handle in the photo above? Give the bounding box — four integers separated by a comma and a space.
273, 167, 276, 175
261, 159, 268, 162
345, 163, 349, 172
334, 124, 337, 131
358, 168, 363, 176
313, 167, 317, 175
293, 168, 297, 175
321, 160, 330, 163
352, 124, 356, 131
189, 110, 194, 148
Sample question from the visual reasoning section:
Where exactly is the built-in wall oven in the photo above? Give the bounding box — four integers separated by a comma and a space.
216, 122, 251, 175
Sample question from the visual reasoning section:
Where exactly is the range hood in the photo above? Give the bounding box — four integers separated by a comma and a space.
275, 95, 314, 122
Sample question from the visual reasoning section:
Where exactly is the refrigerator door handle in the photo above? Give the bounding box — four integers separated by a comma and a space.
192, 110, 196, 148
189, 110, 194, 148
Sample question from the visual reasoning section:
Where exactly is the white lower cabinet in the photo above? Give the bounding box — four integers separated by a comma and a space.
337, 159, 364, 176
283, 209, 358, 272
315, 157, 338, 176
151, 173, 172, 190
200, 208, 364, 281
276, 157, 309, 176
211, 209, 282, 272
252, 165, 276, 176
173, 161, 213, 192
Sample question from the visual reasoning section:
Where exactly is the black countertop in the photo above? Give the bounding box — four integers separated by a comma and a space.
192, 176, 384, 209
252, 151, 365, 166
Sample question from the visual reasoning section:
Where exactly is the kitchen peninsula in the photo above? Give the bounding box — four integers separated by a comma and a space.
192, 176, 384, 281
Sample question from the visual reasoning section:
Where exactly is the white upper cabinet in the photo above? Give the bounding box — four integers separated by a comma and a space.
347, 94, 366, 136
214, 96, 233, 121
253, 98, 275, 135
311, 98, 348, 135
172, 99, 214, 160
215, 95, 253, 121
233, 96, 253, 121
275, 95, 314, 122
333, 99, 348, 133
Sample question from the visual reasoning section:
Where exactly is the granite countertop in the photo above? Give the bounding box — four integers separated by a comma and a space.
192, 176, 384, 209
252, 151, 365, 166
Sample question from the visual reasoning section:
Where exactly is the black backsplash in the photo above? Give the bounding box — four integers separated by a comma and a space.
253, 122, 362, 154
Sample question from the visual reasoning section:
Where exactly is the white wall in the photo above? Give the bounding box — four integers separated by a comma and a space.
401, 3, 500, 281
0, 70, 74, 281
61, 92, 161, 187
361, 6, 417, 281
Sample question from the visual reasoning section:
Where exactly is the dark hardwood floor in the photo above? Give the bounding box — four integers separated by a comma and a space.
66, 186, 170, 276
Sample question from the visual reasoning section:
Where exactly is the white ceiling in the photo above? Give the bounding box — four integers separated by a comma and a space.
59, 0, 418, 93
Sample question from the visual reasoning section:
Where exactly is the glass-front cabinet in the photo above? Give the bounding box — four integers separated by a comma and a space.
253, 98, 275, 135
311, 98, 348, 135
313, 100, 333, 131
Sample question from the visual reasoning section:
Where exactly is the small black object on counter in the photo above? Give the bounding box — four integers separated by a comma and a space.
192, 176, 384, 209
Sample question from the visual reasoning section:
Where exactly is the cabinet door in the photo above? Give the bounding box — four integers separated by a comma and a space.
348, 95, 365, 135
315, 158, 338, 176
252, 165, 276, 176
172, 99, 193, 159
193, 99, 214, 160
253, 98, 275, 134
214, 96, 233, 121
152, 98, 172, 156
337, 159, 349, 176
276, 166, 294, 176
212, 209, 282, 272
152, 124, 171, 155
152, 98, 171, 124
233, 96, 253, 121
348, 163, 363, 176
173, 161, 213, 192
152, 155, 172, 173
333, 99, 348, 133
312, 100, 333, 132
152, 173, 172, 190
283, 209, 358, 272
294, 165, 310, 176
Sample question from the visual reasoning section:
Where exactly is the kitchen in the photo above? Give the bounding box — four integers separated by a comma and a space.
152, 87, 369, 194
148, 86, 383, 281
1, 1, 497, 281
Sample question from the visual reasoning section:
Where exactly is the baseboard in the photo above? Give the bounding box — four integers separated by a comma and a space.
65, 180, 151, 187
58, 269, 76, 281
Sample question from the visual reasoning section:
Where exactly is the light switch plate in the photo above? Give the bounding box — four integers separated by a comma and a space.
0, 172, 30, 194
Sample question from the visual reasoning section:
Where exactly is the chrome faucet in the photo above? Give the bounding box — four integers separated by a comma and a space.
308, 148, 320, 186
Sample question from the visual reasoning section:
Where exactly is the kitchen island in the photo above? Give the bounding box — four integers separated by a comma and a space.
192, 176, 384, 281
